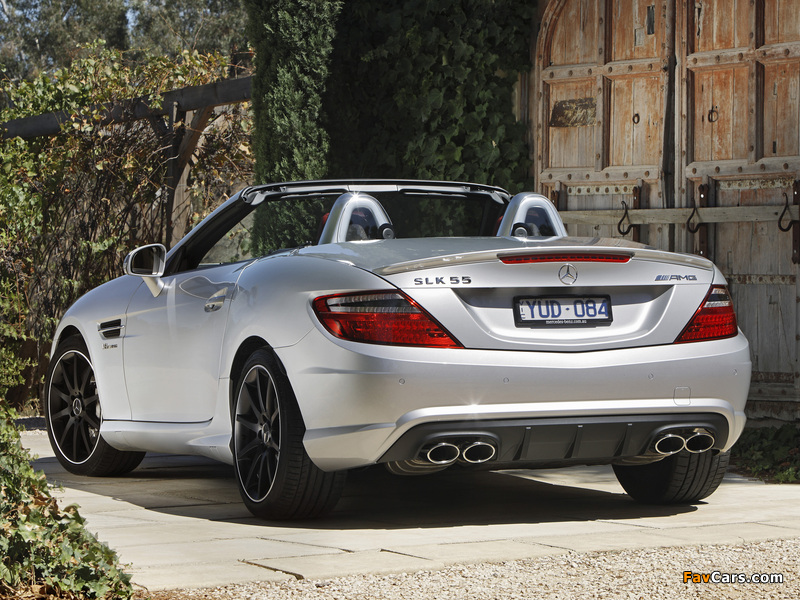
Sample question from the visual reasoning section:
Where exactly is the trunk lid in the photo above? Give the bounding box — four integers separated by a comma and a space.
299, 237, 718, 352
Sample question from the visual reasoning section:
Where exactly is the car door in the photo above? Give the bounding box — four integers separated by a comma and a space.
122, 262, 245, 422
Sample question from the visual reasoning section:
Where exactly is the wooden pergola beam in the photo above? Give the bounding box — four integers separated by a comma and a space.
1, 76, 252, 140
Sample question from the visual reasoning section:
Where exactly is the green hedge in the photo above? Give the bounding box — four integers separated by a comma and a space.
326, 0, 534, 191
246, 0, 534, 190
732, 424, 800, 483
244, 0, 342, 184
244, 0, 534, 252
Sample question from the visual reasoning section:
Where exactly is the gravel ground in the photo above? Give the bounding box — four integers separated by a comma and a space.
140, 537, 799, 600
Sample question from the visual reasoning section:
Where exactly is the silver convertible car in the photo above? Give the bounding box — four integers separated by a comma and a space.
45, 180, 751, 519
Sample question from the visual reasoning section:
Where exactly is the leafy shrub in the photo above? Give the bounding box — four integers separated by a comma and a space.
0, 406, 133, 598
0, 43, 253, 412
731, 423, 800, 483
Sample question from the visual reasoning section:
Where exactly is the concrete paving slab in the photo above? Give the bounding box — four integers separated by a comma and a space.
117, 537, 346, 568
127, 561, 293, 591
759, 519, 800, 531
388, 540, 564, 565
251, 550, 444, 580
265, 519, 642, 554
20, 429, 800, 592
598, 475, 800, 530
91, 520, 271, 548
523, 521, 800, 553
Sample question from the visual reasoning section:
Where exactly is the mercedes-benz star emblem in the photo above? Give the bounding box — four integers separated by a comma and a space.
558, 263, 578, 285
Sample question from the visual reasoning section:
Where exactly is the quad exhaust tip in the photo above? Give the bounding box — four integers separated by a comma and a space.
654, 433, 686, 455
653, 429, 716, 456
460, 441, 497, 464
419, 439, 498, 466
425, 442, 461, 465
685, 430, 716, 453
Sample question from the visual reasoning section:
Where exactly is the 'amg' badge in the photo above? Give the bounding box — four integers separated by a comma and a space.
655, 274, 698, 281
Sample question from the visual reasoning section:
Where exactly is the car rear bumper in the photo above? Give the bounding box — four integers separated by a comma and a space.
378, 412, 730, 468
277, 329, 751, 471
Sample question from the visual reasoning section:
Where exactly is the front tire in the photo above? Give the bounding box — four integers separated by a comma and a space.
232, 348, 345, 519
45, 336, 144, 476
613, 450, 729, 504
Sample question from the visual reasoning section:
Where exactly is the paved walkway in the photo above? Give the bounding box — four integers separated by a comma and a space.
21, 428, 800, 594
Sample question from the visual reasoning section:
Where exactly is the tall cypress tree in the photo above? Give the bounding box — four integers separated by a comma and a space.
243, 0, 342, 184
241, 0, 533, 250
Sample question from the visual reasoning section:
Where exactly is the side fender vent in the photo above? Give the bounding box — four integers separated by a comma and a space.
98, 319, 124, 339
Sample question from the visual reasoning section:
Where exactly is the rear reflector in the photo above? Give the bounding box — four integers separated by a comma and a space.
675, 286, 738, 343
499, 253, 631, 264
312, 291, 462, 348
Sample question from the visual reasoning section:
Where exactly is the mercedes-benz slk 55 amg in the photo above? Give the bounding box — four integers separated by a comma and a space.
46, 180, 750, 519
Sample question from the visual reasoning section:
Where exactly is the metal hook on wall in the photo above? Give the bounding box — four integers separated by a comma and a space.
686, 198, 703, 234
617, 200, 633, 236
778, 192, 797, 232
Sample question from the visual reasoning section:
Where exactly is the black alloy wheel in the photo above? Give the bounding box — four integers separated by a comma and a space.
234, 363, 282, 503
48, 347, 102, 465
45, 336, 144, 476
232, 348, 345, 519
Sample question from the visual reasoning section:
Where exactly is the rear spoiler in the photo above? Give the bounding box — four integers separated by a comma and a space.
375, 243, 713, 276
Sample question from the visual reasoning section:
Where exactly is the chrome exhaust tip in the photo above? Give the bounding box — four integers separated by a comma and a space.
425, 442, 461, 465
653, 433, 686, 456
460, 441, 497, 464
685, 430, 715, 453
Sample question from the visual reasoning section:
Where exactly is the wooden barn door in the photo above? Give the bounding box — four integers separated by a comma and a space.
678, 0, 800, 415
532, 0, 800, 415
533, 0, 674, 249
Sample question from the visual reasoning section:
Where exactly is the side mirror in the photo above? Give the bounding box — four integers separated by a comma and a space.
124, 244, 166, 297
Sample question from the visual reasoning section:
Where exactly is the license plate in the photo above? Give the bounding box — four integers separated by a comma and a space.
514, 296, 613, 327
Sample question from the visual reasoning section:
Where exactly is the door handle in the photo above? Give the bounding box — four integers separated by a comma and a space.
204, 288, 228, 313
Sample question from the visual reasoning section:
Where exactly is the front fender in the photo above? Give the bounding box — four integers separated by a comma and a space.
50, 275, 143, 421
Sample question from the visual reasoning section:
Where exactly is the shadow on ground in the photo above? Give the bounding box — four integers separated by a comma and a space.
32, 451, 697, 529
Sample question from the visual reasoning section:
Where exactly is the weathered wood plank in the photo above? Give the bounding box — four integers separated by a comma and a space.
692, 70, 714, 162
763, 61, 800, 157
609, 0, 662, 61
712, 68, 734, 160
548, 79, 597, 168
551, 0, 599, 65
696, 0, 750, 52
633, 74, 662, 165
765, 0, 800, 45
611, 78, 634, 165
733, 65, 751, 159
610, 0, 632, 61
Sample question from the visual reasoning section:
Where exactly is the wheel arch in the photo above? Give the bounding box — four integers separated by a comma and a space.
55, 325, 84, 349
228, 336, 288, 412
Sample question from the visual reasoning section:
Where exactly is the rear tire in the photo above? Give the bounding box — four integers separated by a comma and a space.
613, 450, 729, 504
232, 348, 345, 519
45, 336, 145, 476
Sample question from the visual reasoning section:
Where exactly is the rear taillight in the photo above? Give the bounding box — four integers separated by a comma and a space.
675, 285, 738, 343
312, 291, 462, 348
